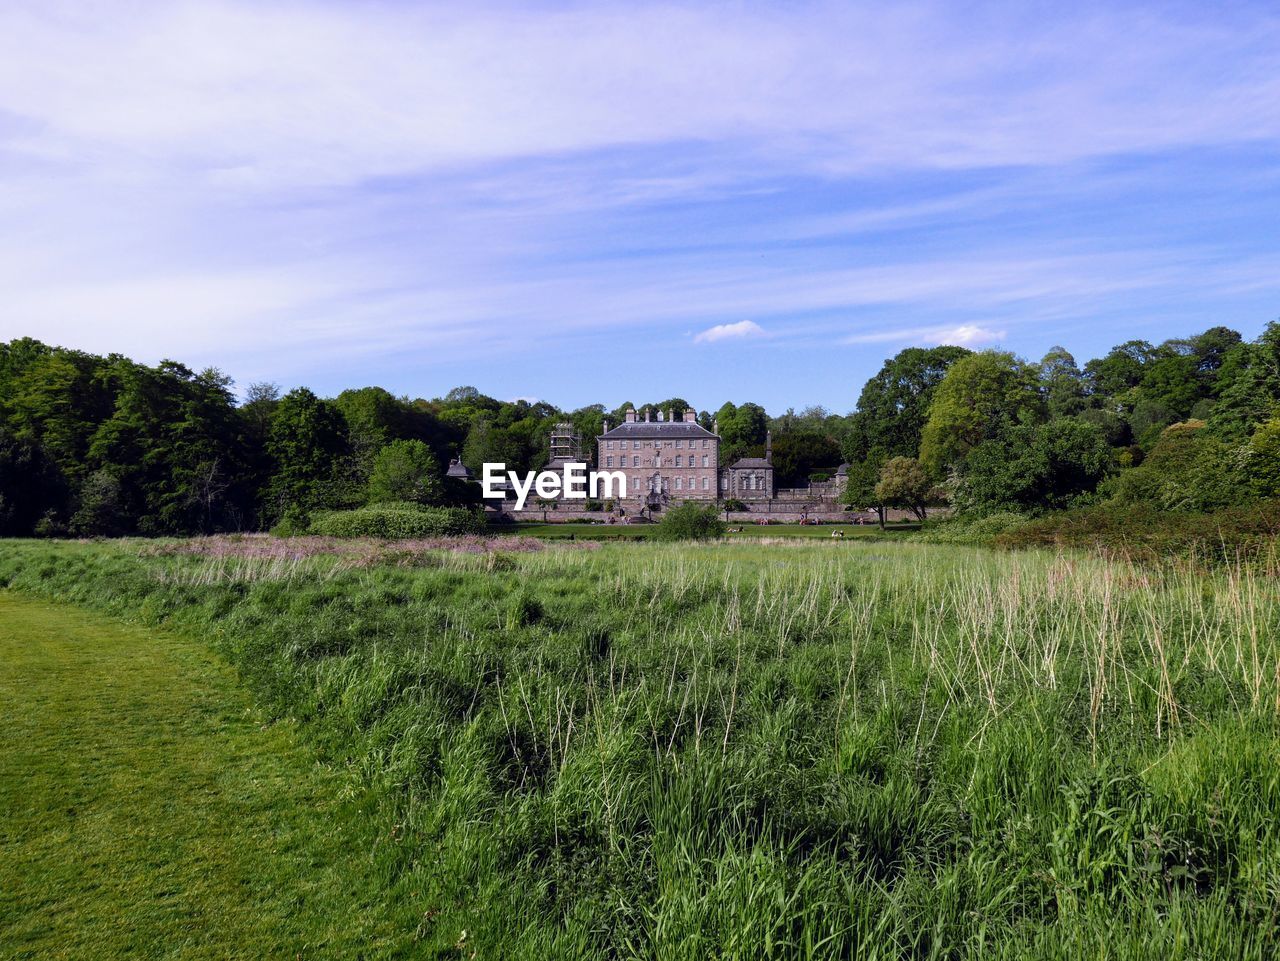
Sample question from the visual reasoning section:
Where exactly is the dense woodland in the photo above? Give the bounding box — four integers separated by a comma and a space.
1, 321, 1278, 536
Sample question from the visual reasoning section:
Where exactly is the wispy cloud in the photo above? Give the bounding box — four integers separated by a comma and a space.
842, 324, 1006, 348
0, 1, 1278, 408
694, 320, 766, 344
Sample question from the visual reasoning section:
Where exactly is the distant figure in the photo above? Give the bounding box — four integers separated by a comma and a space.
831, 529, 844, 538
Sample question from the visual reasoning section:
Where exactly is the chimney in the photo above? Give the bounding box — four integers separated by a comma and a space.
684, 408, 696, 423
766, 430, 772, 465
645, 409, 651, 422
665, 408, 672, 423
657, 409, 664, 422
625, 407, 637, 423
602, 418, 610, 433
712, 418, 719, 435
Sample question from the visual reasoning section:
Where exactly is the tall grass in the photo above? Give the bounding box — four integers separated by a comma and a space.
2, 537, 1278, 958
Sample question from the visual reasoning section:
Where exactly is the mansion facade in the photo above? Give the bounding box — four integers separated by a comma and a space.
598, 406, 783, 510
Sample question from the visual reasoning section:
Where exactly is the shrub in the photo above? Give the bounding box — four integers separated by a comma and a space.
917, 511, 1032, 545
270, 505, 311, 537
307, 503, 486, 538
652, 502, 725, 542
722, 497, 747, 512
996, 500, 1280, 572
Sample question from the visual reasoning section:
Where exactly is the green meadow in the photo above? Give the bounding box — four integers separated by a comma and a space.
3, 535, 1279, 958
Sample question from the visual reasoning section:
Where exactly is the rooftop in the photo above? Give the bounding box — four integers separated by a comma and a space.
600, 422, 717, 439
729, 457, 773, 469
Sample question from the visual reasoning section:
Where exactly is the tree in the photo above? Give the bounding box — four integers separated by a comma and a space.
1208, 322, 1280, 441
841, 447, 889, 528
69, 470, 127, 536
1246, 417, 1280, 498
0, 428, 65, 536
367, 440, 443, 505
653, 502, 725, 541
1083, 340, 1160, 398
874, 457, 933, 521
770, 431, 841, 488
265, 388, 349, 517
1038, 346, 1088, 418
846, 346, 970, 462
919, 351, 1045, 475
1110, 420, 1247, 512
956, 419, 1112, 514
714, 402, 768, 463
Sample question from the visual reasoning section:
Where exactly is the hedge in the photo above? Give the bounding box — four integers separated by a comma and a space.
307, 503, 487, 538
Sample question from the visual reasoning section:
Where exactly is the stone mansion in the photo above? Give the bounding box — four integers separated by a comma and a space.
596, 406, 788, 510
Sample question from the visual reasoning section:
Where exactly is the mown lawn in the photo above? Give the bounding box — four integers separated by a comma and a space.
0, 592, 414, 960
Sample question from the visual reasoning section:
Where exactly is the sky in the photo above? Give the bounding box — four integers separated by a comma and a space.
2, 0, 1279, 414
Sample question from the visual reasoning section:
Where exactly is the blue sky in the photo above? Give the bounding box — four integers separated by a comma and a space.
2, 1, 1279, 414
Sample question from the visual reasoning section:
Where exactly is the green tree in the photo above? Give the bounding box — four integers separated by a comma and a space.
714, 402, 768, 463
1038, 346, 1088, 418
846, 346, 971, 462
919, 351, 1045, 475
874, 457, 933, 521
653, 502, 725, 541
957, 419, 1112, 514
1208, 322, 1280, 441
1111, 420, 1246, 512
841, 446, 889, 527
0, 428, 65, 536
266, 388, 349, 518
1246, 417, 1280, 498
367, 440, 443, 505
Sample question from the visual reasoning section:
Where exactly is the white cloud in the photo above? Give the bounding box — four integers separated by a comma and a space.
842, 324, 1006, 348
0, 2, 1277, 188
694, 320, 766, 344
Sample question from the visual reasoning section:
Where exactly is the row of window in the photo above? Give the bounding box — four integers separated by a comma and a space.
604, 439, 711, 450
625, 475, 711, 492
605, 455, 710, 468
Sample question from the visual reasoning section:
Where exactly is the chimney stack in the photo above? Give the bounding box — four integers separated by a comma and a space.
657, 409, 664, 422
665, 408, 672, 423
766, 430, 773, 465
645, 409, 651, 422
625, 407, 637, 423
684, 408, 696, 423
602, 418, 610, 433
712, 418, 719, 435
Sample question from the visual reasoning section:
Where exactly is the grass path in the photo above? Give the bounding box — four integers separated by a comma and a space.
0, 592, 411, 960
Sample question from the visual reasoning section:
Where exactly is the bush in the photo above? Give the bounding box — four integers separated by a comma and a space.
722, 497, 747, 512
996, 500, 1280, 571
270, 505, 311, 537
307, 503, 487, 538
652, 502, 725, 542
917, 511, 1032, 545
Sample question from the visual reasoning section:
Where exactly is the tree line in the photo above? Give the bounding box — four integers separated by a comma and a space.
1, 321, 1277, 536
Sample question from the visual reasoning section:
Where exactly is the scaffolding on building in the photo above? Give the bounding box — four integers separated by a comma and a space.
548, 422, 582, 466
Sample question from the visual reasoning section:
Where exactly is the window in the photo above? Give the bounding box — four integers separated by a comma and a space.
675, 477, 683, 491
675, 455, 682, 467
703, 439, 709, 448
702, 455, 708, 468
702, 476, 710, 491
720, 475, 729, 490
606, 456, 613, 467
633, 440, 640, 449
675, 440, 682, 449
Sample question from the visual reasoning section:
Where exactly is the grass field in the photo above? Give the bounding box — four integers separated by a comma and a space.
3, 535, 1279, 958
497, 521, 919, 540
0, 592, 416, 959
